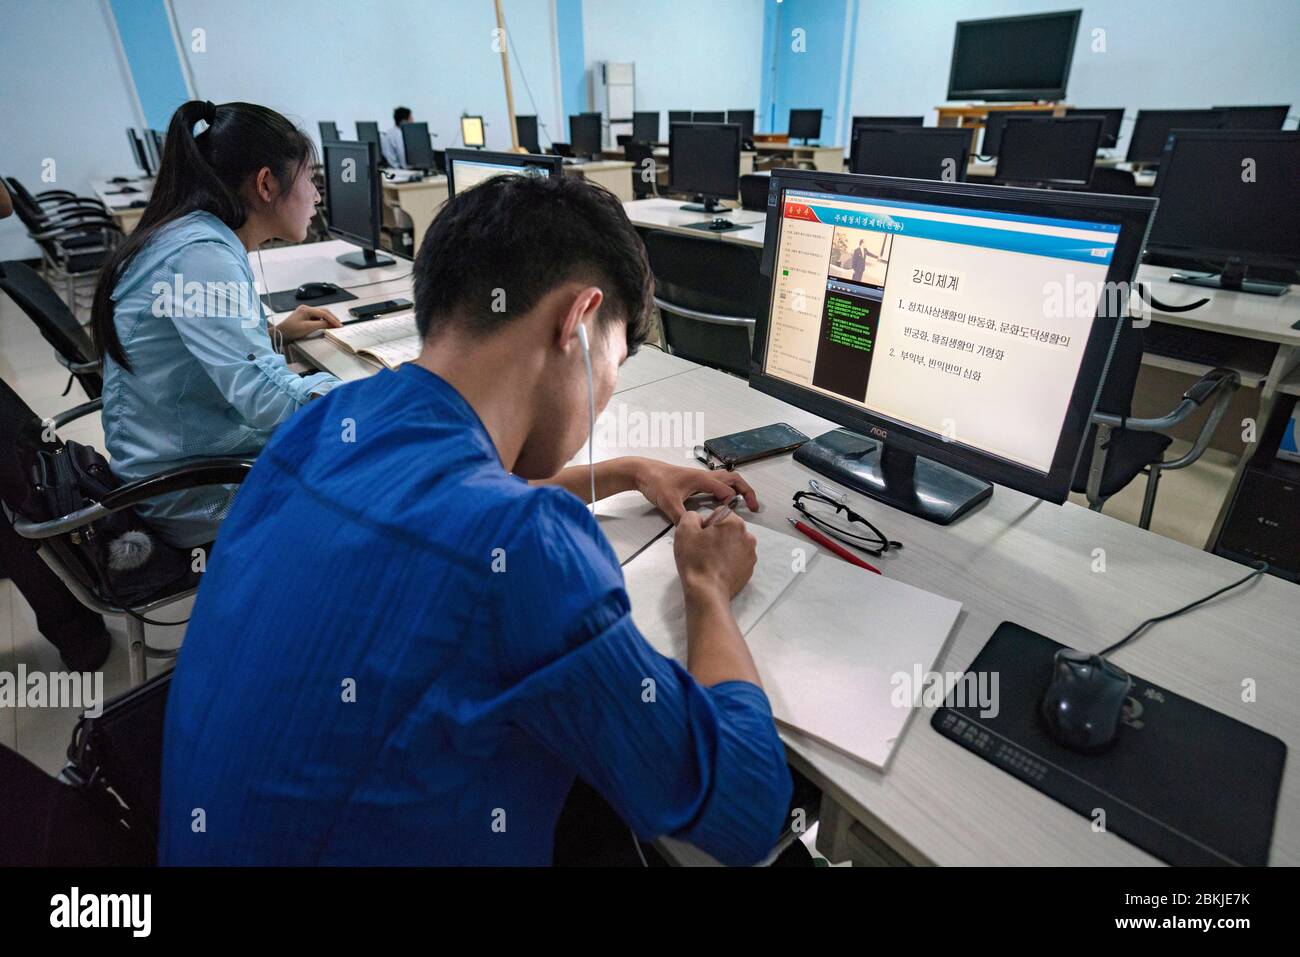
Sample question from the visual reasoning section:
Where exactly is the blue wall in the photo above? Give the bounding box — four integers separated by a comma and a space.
109, 0, 190, 131
762, 0, 856, 144
556, 0, 587, 120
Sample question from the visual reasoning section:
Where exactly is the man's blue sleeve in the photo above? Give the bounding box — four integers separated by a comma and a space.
493, 488, 793, 866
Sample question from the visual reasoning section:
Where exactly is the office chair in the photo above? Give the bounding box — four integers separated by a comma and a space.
1072, 316, 1239, 528
623, 142, 657, 199
739, 174, 769, 212
642, 230, 766, 378
3, 176, 122, 309
0, 374, 254, 685
549, 142, 574, 158
0, 260, 102, 400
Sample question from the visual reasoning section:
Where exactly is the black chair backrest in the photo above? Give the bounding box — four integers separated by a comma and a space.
0, 261, 101, 398
0, 372, 58, 518
3, 176, 46, 231
739, 174, 769, 211
623, 142, 655, 198
550, 142, 574, 158
642, 230, 767, 377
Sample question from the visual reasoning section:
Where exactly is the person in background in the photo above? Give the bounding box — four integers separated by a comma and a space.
160, 173, 791, 867
90, 100, 343, 550
0, 181, 110, 670
381, 106, 413, 169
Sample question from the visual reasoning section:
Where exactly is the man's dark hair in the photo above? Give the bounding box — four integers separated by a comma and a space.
393, 107, 412, 125
413, 174, 654, 351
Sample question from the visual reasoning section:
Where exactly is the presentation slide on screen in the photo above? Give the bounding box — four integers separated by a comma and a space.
765, 192, 1118, 473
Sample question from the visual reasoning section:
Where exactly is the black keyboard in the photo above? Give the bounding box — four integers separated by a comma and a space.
1144, 321, 1277, 370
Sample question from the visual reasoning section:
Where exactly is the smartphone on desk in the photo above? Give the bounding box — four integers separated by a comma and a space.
696, 422, 809, 470
345, 299, 412, 323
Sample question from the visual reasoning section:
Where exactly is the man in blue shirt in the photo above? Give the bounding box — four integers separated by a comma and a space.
160, 173, 793, 866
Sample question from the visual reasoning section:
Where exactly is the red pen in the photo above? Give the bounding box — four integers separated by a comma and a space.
788, 518, 881, 575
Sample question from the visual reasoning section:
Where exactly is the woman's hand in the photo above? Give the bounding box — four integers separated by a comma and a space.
275, 306, 342, 342
631, 458, 759, 523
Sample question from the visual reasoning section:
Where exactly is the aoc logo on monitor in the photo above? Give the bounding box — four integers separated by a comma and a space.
869, 426, 889, 440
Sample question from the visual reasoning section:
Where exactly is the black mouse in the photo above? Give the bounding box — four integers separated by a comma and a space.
295, 282, 341, 300
1040, 648, 1132, 752
109, 176, 131, 184
128, 200, 148, 208
119, 185, 140, 194
708, 218, 732, 231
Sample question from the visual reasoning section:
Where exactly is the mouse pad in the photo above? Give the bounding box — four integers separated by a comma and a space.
260, 287, 358, 316
931, 622, 1286, 865
681, 220, 752, 234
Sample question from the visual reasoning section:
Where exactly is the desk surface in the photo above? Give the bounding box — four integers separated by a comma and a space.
90, 175, 153, 210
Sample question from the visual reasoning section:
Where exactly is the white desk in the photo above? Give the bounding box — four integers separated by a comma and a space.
753, 142, 845, 172
381, 176, 449, 251
90, 175, 153, 234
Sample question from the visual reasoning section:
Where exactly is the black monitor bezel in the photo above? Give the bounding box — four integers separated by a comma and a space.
461, 115, 486, 148
992, 115, 1104, 188
322, 139, 383, 252
850, 127, 970, 182
125, 128, 151, 176
1065, 107, 1124, 148
400, 121, 435, 170
750, 168, 1156, 505
444, 148, 563, 198
788, 108, 823, 140
946, 10, 1082, 102
726, 110, 755, 140
1125, 109, 1225, 164
1212, 105, 1290, 130
355, 121, 381, 149
1145, 129, 1300, 271
668, 122, 742, 201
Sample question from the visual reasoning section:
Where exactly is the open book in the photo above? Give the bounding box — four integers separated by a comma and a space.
323, 312, 421, 370
623, 519, 962, 771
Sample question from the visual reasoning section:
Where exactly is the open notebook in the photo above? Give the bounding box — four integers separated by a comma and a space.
323, 312, 421, 370
623, 519, 962, 771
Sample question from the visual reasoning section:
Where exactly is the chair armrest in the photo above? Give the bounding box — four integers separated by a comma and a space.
13, 458, 256, 540
55, 354, 102, 376
50, 397, 102, 429
32, 217, 115, 240
653, 296, 756, 328
1093, 368, 1239, 433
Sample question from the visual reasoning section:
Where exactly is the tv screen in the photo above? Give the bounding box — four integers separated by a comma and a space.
947, 10, 1081, 102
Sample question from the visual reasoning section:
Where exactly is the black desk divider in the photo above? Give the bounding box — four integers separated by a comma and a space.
932, 621, 1285, 865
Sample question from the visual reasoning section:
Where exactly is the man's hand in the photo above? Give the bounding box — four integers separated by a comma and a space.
632, 459, 759, 523
276, 305, 342, 342
673, 510, 758, 600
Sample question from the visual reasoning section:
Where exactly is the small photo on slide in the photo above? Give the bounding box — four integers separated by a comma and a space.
828, 227, 892, 287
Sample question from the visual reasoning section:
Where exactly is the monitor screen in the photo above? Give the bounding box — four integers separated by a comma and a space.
319, 121, 339, 143
853, 115, 924, 129
789, 109, 823, 140
727, 110, 755, 140
980, 109, 1054, 157
668, 111, 692, 126
515, 115, 540, 153
752, 173, 1152, 502
323, 140, 379, 248
1065, 108, 1124, 149
994, 116, 1103, 187
693, 111, 725, 123
1212, 105, 1290, 130
461, 115, 486, 148
401, 122, 435, 170
669, 123, 740, 200
1146, 131, 1300, 271
570, 114, 602, 157
445, 149, 563, 198
851, 127, 969, 182
1126, 109, 1225, 164
947, 10, 1081, 101
125, 128, 150, 175
355, 121, 381, 151
144, 130, 164, 172
633, 111, 659, 143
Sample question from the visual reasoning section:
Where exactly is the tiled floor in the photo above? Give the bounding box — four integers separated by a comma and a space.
0, 275, 1239, 783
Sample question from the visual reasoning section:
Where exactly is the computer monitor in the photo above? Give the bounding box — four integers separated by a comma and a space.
514, 115, 540, 153
992, 115, 1104, 188
947, 10, 1081, 102
569, 113, 602, 158
461, 115, 486, 148
1146, 130, 1300, 295
632, 111, 659, 144
319, 121, 339, 144
853, 115, 924, 128
693, 111, 725, 123
445, 149, 563, 198
850, 127, 969, 182
727, 110, 755, 141
125, 128, 152, 176
668, 111, 692, 126
1125, 109, 1225, 165
1212, 105, 1290, 130
145, 130, 164, 172
980, 109, 1054, 157
750, 169, 1154, 523
321, 140, 396, 269
355, 121, 381, 153
401, 121, 436, 171
789, 109, 823, 143
1064, 108, 1124, 149
669, 122, 741, 212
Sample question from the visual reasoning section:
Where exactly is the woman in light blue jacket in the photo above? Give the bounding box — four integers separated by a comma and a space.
91, 100, 343, 548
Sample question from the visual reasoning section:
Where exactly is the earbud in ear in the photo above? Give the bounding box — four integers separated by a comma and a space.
576, 322, 589, 354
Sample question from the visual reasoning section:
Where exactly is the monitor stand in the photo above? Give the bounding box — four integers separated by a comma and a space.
336, 247, 395, 270
680, 195, 724, 213
1169, 261, 1288, 297
794, 428, 992, 526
